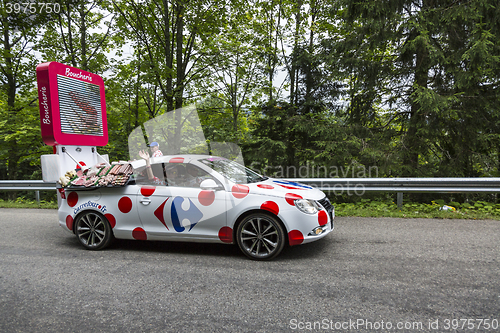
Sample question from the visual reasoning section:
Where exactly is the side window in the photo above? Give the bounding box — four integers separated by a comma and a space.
134, 163, 167, 186
164, 163, 219, 188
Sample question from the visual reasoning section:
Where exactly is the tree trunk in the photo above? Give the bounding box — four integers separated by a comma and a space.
162, 0, 174, 112
175, 1, 184, 110
79, 2, 88, 71
2, 20, 20, 199
289, 0, 302, 106
404, 19, 429, 175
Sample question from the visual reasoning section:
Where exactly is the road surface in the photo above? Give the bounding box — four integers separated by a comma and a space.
0, 208, 498, 332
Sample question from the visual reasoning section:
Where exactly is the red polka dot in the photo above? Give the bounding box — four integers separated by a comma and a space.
67, 192, 78, 207
232, 184, 249, 199
66, 215, 74, 230
118, 196, 133, 213
141, 186, 156, 196
318, 210, 328, 226
169, 157, 184, 163
261, 201, 279, 215
257, 184, 274, 189
198, 190, 215, 206
76, 161, 86, 169
105, 213, 116, 228
218, 226, 233, 243
132, 227, 147, 240
288, 230, 304, 246
285, 193, 303, 205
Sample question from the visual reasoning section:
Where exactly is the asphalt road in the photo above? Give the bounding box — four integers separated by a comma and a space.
0, 208, 499, 333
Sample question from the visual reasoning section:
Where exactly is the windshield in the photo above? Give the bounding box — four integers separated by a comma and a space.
200, 157, 266, 184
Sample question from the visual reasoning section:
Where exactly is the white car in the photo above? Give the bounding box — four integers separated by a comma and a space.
58, 155, 334, 260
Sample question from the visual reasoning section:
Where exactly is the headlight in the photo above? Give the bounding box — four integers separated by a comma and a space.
294, 199, 320, 214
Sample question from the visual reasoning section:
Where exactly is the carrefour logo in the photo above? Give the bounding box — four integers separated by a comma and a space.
171, 197, 203, 232
74, 201, 107, 215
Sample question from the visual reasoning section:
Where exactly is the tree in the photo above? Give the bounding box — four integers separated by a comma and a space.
113, 0, 227, 153
323, 0, 500, 177
38, 0, 119, 74
253, 0, 286, 103
429, 0, 500, 176
196, 2, 264, 138
0, 0, 54, 188
113, 0, 224, 109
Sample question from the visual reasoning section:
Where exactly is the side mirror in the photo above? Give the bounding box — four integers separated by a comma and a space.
200, 179, 223, 191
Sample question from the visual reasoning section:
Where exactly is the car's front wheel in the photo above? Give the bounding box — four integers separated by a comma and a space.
75, 211, 113, 250
236, 213, 285, 260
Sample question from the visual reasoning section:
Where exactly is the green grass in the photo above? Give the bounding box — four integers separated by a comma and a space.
335, 199, 500, 220
0, 198, 58, 209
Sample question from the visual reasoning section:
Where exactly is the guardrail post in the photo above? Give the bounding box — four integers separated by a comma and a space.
36, 191, 40, 207
397, 192, 403, 209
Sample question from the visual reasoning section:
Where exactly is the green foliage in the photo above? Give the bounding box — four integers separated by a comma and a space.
198, 96, 250, 145
0, 198, 57, 209
0, 0, 54, 185
1, 0, 500, 197
335, 199, 500, 220
37, 0, 119, 73
322, 0, 500, 177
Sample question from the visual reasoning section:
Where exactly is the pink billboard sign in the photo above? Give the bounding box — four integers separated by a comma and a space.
36, 62, 108, 146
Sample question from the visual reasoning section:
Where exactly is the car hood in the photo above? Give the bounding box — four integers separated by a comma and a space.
238, 178, 325, 201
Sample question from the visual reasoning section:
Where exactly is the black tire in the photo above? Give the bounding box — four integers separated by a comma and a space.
75, 211, 113, 250
236, 213, 286, 260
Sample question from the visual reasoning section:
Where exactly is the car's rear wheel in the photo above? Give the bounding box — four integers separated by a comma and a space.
75, 211, 113, 250
236, 213, 285, 260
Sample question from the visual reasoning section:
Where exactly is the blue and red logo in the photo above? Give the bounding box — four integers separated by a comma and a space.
171, 197, 203, 232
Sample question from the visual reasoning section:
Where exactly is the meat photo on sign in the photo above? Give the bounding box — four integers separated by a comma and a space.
57, 75, 103, 136
68, 91, 99, 133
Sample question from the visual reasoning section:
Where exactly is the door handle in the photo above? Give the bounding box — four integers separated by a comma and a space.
140, 197, 151, 206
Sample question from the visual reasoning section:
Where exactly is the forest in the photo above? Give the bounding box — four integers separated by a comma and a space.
1, 0, 500, 202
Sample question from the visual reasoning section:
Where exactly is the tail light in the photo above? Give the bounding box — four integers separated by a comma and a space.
58, 188, 66, 199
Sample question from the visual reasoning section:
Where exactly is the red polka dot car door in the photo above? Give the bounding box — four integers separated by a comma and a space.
135, 169, 227, 242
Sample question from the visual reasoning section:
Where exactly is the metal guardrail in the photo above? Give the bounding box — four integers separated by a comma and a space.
288, 177, 500, 193
288, 177, 500, 207
1, 178, 499, 207
0, 180, 57, 191
0, 180, 57, 206
3, 178, 499, 192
